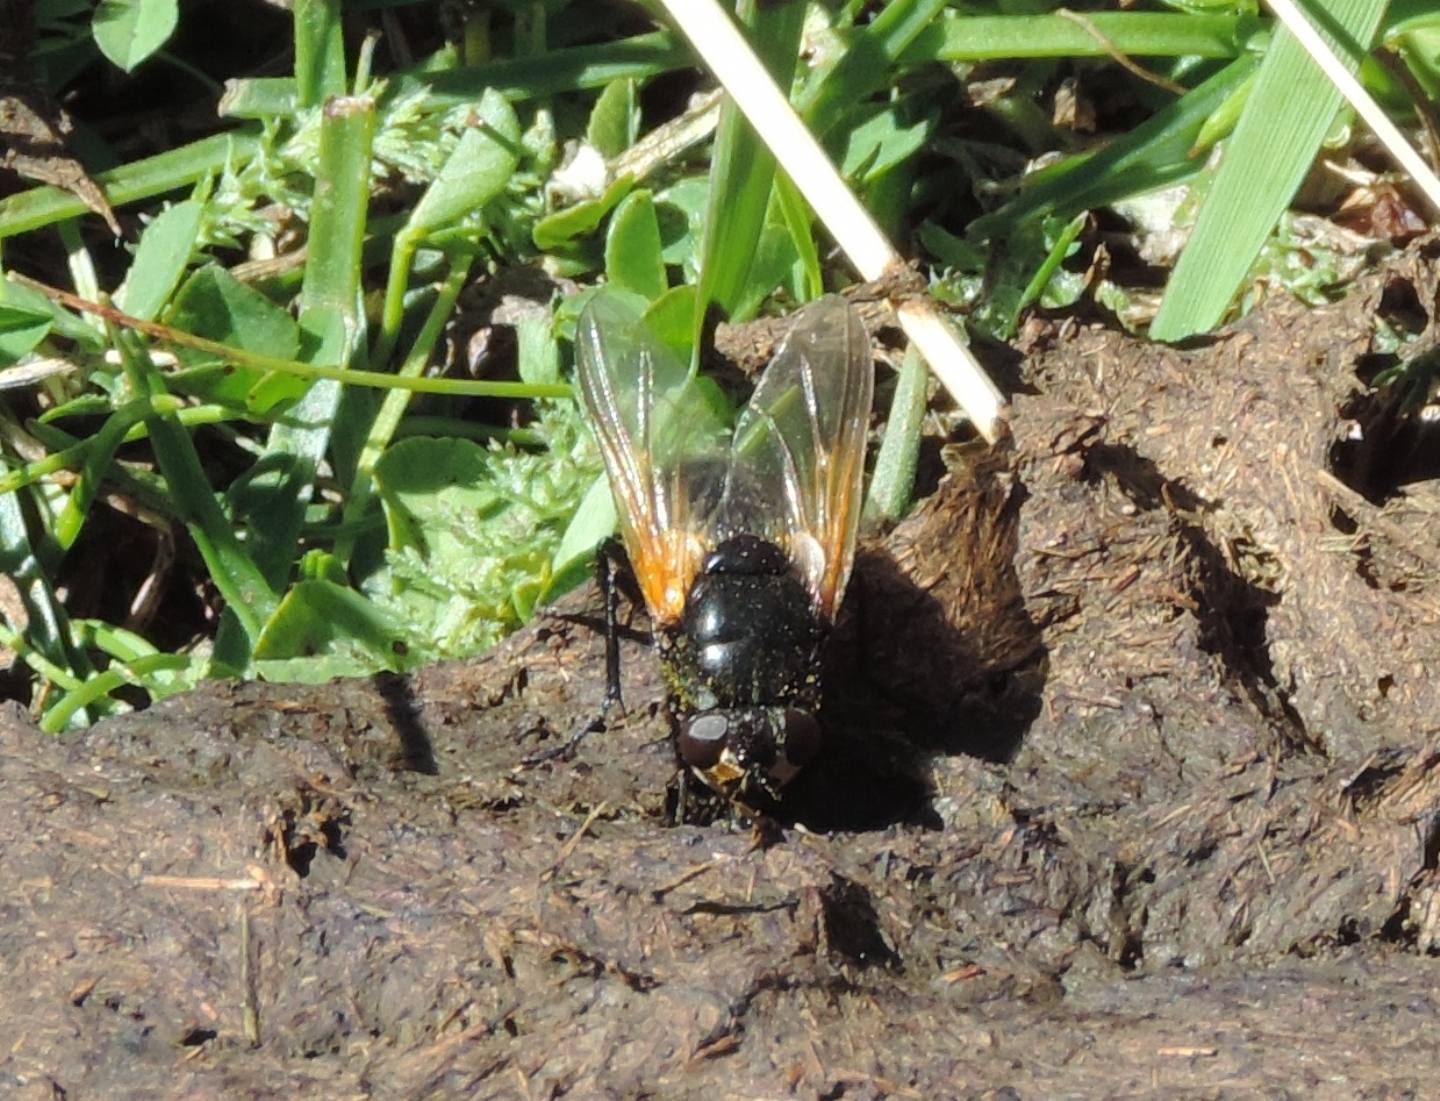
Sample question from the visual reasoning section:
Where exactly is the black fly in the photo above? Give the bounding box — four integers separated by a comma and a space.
573, 293, 873, 809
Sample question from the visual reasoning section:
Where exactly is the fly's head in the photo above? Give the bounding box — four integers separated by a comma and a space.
676, 705, 822, 802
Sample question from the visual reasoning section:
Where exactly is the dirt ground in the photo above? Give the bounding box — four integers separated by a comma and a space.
3, 241, 1440, 1099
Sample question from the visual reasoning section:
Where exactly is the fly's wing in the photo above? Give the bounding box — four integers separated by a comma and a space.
719, 295, 873, 621
575, 292, 729, 624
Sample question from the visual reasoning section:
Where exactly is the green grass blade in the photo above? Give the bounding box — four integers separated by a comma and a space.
0, 130, 259, 240
801, 0, 948, 136
1151, 0, 1389, 340
51, 399, 151, 551
900, 11, 1256, 64
108, 323, 279, 640
222, 32, 694, 121
39, 652, 194, 733
417, 31, 691, 111
243, 93, 375, 588
293, 0, 347, 107
373, 88, 520, 370
336, 248, 475, 564
968, 54, 1260, 243
694, 0, 806, 330
0, 480, 96, 725
865, 343, 929, 524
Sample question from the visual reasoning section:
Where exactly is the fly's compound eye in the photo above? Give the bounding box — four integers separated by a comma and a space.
780, 709, 822, 771
678, 712, 729, 769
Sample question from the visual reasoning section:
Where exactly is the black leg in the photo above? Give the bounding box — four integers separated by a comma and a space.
597, 535, 625, 714
521, 537, 627, 767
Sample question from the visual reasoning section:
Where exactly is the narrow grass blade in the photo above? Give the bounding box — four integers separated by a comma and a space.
694, 0, 806, 330
968, 55, 1260, 243
108, 323, 279, 644
51, 399, 151, 551
293, 0, 347, 107
0, 484, 96, 726
800, 0, 948, 136
241, 94, 375, 590
1151, 0, 1389, 340
0, 130, 260, 240
336, 249, 475, 564
900, 11, 1255, 64
865, 343, 929, 524
416, 31, 692, 112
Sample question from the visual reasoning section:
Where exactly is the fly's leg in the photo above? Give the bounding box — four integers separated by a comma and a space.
521, 537, 627, 766
597, 535, 624, 715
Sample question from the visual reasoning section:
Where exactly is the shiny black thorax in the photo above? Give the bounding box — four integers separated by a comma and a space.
658, 534, 825, 712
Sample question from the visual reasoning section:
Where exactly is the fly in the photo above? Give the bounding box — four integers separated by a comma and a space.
570, 292, 873, 808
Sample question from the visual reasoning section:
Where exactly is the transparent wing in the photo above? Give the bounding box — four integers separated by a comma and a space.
718, 295, 873, 620
575, 292, 728, 624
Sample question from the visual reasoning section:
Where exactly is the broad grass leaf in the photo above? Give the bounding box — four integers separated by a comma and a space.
1151, 0, 1388, 340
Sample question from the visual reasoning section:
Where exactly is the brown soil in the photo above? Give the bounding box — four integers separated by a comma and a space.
4, 241, 1440, 1099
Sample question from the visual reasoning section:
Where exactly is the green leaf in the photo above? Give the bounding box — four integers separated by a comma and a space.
253, 580, 408, 679
0, 275, 102, 348
516, 314, 560, 385
654, 176, 709, 275
117, 199, 202, 322
605, 190, 667, 301
899, 11, 1254, 64
866, 343, 929, 524
968, 54, 1260, 243
587, 78, 639, 159
92, 0, 177, 72
1151, 0, 1389, 340
213, 94, 374, 670
107, 324, 280, 647
728, 222, 798, 323
533, 175, 634, 250
642, 285, 698, 363
373, 436, 496, 555
366, 427, 594, 658
839, 103, 938, 186
293, 0, 347, 107
800, 0, 949, 137
408, 89, 522, 233
0, 131, 261, 242
548, 474, 617, 596
0, 304, 53, 365
695, 0, 807, 329
165, 264, 306, 412
772, 172, 822, 302
0, 489, 96, 728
